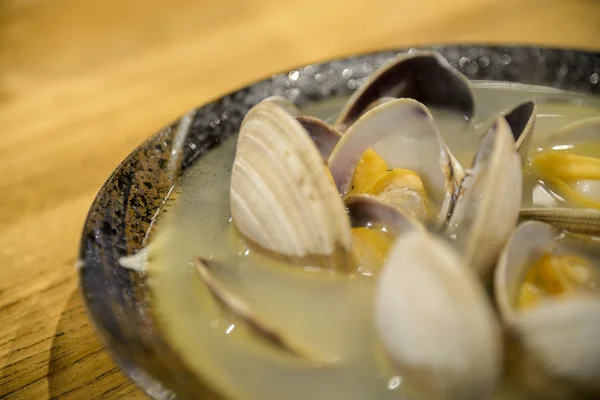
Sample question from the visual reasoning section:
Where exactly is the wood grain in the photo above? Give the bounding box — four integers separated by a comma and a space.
1, 0, 599, 398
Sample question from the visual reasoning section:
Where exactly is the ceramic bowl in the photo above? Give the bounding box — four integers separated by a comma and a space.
79, 45, 600, 400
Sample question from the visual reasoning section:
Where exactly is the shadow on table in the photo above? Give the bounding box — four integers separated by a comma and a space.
48, 288, 145, 399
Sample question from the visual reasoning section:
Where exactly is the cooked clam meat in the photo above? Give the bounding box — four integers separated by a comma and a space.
347, 149, 431, 221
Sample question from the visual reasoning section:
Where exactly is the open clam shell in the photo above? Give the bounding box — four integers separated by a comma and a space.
445, 116, 522, 278
520, 208, 600, 235
530, 116, 600, 208
230, 99, 352, 266
334, 51, 474, 131
328, 98, 464, 227
374, 229, 502, 400
495, 221, 600, 393
494, 220, 560, 323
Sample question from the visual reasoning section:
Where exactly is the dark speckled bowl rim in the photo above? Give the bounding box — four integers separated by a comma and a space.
78, 45, 600, 400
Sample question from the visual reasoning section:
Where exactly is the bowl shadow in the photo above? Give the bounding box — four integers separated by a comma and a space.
48, 289, 146, 399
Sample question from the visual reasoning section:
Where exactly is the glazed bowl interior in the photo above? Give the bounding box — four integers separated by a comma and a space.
79, 45, 600, 400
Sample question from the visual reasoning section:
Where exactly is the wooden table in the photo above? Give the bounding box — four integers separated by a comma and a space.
1, 0, 599, 398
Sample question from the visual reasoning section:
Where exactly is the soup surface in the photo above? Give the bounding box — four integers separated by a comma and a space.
140, 82, 600, 400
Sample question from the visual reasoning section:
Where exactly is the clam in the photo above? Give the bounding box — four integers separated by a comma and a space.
520, 116, 600, 234
334, 51, 475, 132
374, 229, 502, 400
230, 98, 353, 265
495, 221, 600, 397
328, 98, 464, 227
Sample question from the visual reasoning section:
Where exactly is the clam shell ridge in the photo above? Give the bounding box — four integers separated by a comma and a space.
374, 230, 502, 400
230, 100, 352, 260
520, 115, 600, 234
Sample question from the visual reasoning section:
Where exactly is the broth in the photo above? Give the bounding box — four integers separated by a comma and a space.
143, 82, 600, 400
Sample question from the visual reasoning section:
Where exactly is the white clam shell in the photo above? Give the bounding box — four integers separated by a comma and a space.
328, 98, 464, 227
345, 193, 426, 235
374, 230, 502, 400
445, 116, 522, 278
334, 51, 474, 131
230, 99, 352, 262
